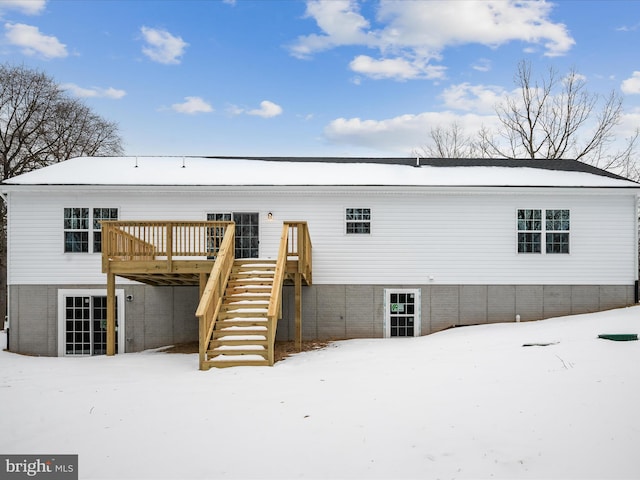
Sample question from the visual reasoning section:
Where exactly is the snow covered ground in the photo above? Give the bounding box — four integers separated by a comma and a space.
1, 307, 639, 480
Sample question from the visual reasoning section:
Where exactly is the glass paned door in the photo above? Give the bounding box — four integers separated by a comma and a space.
385, 289, 421, 338
65, 296, 117, 355
233, 212, 259, 258
206, 212, 259, 258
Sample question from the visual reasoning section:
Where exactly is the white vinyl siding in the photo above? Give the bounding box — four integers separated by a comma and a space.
6, 187, 637, 286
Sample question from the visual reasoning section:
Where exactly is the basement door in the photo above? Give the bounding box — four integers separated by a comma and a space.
58, 290, 124, 356
384, 289, 421, 338
207, 212, 259, 258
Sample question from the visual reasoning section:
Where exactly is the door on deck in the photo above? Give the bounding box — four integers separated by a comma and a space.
207, 212, 259, 258
233, 212, 259, 258
384, 289, 421, 337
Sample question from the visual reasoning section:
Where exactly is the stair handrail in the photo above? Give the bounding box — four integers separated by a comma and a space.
266, 224, 289, 365
266, 221, 312, 364
196, 223, 236, 370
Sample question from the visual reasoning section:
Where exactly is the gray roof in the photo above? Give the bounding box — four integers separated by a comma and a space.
212, 156, 632, 181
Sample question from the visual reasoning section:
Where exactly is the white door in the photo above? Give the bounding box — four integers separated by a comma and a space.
384, 289, 421, 338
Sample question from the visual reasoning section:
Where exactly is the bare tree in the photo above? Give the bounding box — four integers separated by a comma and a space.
0, 64, 123, 180
479, 60, 638, 173
0, 63, 123, 320
414, 122, 482, 158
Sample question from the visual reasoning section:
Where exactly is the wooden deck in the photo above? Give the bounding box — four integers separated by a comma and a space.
100, 220, 312, 367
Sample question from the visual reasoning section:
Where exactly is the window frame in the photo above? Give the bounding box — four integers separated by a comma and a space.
545, 209, 570, 254
63, 208, 90, 253
516, 208, 570, 255
92, 208, 119, 253
345, 207, 371, 235
64, 207, 118, 254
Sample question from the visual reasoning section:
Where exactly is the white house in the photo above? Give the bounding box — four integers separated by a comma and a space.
2, 156, 638, 366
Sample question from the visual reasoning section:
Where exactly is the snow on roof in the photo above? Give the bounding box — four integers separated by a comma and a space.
2, 156, 638, 188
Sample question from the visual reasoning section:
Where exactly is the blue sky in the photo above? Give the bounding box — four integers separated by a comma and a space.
0, 0, 639, 157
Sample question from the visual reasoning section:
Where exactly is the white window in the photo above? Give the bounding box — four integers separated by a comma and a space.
64, 207, 118, 253
517, 209, 570, 254
346, 208, 371, 234
545, 209, 570, 254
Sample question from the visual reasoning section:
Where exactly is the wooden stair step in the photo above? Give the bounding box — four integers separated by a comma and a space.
209, 338, 268, 348
225, 288, 271, 301
212, 329, 267, 338
226, 286, 272, 294
218, 315, 269, 322
231, 273, 275, 280
230, 277, 274, 284
219, 313, 268, 321
222, 301, 269, 309
222, 304, 270, 311
223, 297, 269, 303
204, 356, 270, 368
208, 345, 266, 355
233, 261, 276, 267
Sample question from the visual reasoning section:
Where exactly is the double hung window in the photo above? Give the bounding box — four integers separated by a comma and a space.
64, 208, 118, 253
517, 209, 570, 254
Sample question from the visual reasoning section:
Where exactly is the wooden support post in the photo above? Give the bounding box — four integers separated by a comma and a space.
106, 272, 116, 356
295, 273, 302, 352
199, 273, 207, 299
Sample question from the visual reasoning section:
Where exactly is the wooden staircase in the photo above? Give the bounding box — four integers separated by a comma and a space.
205, 259, 276, 367
197, 221, 312, 370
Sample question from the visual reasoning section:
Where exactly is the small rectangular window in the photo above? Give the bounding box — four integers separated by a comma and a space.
64, 208, 89, 252
545, 210, 570, 254
346, 208, 371, 234
93, 208, 118, 253
517, 209, 541, 253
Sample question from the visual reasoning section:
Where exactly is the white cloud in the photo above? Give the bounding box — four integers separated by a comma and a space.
228, 100, 284, 118
617, 109, 640, 137
324, 110, 497, 154
140, 26, 188, 65
62, 83, 126, 99
472, 58, 492, 72
621, 71, 640, 94
0, 0, 46, 15
4, 22, 66, 58
441, 83, 507, 113
226, 104, 245, 116
247, 100, 283, 118
171, 96, 213, 114
290, 0, 574, 81
290, 0, 371, 59
349, 55, 445, 81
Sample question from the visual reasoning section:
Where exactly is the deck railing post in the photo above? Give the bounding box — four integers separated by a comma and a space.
166, 222, 173, 270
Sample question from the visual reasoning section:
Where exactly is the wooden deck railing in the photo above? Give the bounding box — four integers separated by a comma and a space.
267, 221, 312, 361
284, 221, 312, 284
101, 220, 234, 271
195, 224, 236, 370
